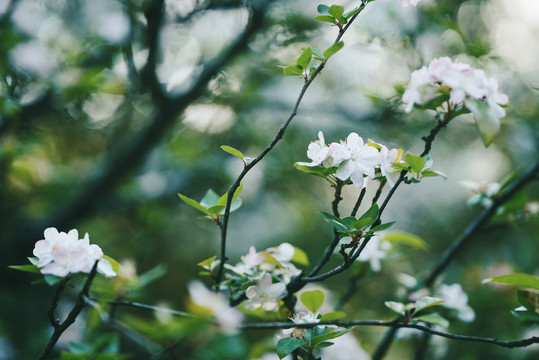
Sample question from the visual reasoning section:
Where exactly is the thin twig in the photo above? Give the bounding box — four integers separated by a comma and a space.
37, 262, 99, 360
215, 1, 371, 285
351, 187, 367, 217
46, 278, 68, 330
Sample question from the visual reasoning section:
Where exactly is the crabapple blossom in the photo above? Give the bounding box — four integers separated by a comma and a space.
244, 273, 286, 311
331, 132, 380, 188
32, 227, 116, 278
402, 57, 508, 117
188, 281, 244, 333
296, 131, 331, 167
282, 311, 321, 337
379, 145, 402, 186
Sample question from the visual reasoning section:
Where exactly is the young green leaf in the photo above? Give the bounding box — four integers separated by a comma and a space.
197, 256, 217, 269
370, 221, 396, 233
486, 273, 539, 291
320, 311, 347, 322
317, 4, 330, 14
319, 212, 352, 232
178, 193, 212, 216
344, 7, 362, 19
102, 255, 121, 274
421, 170, 447, 179
296, 47, 313, 69
217, 184, 245, 207
44, 274, 63, 286
311, 327, 354, 346
8, 264, 40, 273
385, 301, 406, 315
327, 5, 344, 19
314, 15, 336, 24
291, 246, 310, 266
276, 338, 307, 359
382, 231, 429, 251
404, 152, 426, 174
300, 289, 325, 313
283, 64, 304, 76
352, 203, 379, 230
323, 41, 344, 59
200, 189, 220, 208
464, 98, 500, 147
414, 296, 445, 313
220, 145, 244, 159
414, 314, 449, 328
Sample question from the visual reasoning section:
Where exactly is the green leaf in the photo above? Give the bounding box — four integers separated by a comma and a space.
414, 314, 449, 328
370, 221, 396, 233
200, 189, 220, 208
327, 5, 344, 19
319, 212, 352, 232
312, 48, 325, 61
486, 273, 539, 291
383, 231, 429, 251
421, 170, 447, 179
404, 152, 425, 174
464, 99, 501, 147
314, 15, 336, 24
102, 255, 121, 275
315, 341, 334, 348
311, 327, 354, 346
511, 308, 539, 325
323, 41, 344, 59
352, 203, 379, 230
296, 47, 313, 69
320, 311, 347, 322
283, 64, 304, 76
9, 264, 40, 273
276, 338, 306, 359
220, 145, 244, 159
178, 193, 212, 216
294, 164, 336, 178
217, 184, 244, 207
317, 4, 330, 14
385, 301, 406, 315
300, 290, 325, 313
414, 296, 445, 313
413, 93, 450, 111
291, 246, 309, 266
44, 274, 64, 286
197, 256, 217, 269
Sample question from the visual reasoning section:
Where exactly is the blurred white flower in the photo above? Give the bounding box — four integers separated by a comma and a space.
357, 236, 392, 272
188, 281, 244, 333
319, 333, 371, 360
437, 283, 475, 322
399, 0, 421, 8
459, 180, 501, 207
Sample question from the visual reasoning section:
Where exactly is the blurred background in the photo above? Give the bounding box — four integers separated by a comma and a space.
1, 0, 538, 359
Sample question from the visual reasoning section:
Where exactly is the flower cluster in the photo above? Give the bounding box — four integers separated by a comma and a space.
283, 311, 321, 338
32, 227, 116, 278
297, 131, 403, 187
402, 57, 508, 116
459, 180, 501, 208
225, 243, 302, 311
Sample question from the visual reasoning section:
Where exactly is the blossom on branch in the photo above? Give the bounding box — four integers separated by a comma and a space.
296, 131, 331, 167
32, 227, 116, 278
244, 273, 286, 311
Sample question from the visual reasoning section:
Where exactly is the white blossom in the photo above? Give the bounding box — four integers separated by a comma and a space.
296, 131, 331, 167
437, 283, 475, 322
357, 236, 392, 272
244, 273, 286, 311
188, 281, 244, 333
459, 180, 501, 208
399, 0, 421, 7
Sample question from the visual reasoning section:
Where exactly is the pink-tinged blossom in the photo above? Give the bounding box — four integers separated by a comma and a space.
32, 227, 116, 278
402, 57, 508, 119
296, 131, 331, 167
331, 133, 380, 188
399, 0, 420, 7
228, 246, 266, 275
188, 281, 244, 333
244, 273, 286, 311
